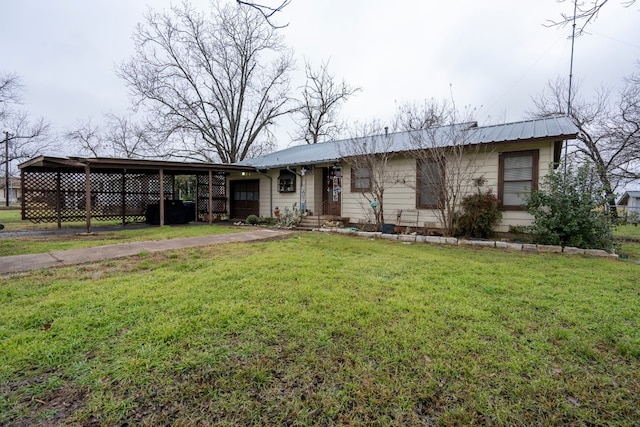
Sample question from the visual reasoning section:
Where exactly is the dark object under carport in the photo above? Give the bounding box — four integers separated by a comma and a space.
145, 200, 196, 225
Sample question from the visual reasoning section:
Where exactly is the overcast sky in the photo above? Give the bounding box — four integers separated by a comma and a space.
2, 0, 639, 154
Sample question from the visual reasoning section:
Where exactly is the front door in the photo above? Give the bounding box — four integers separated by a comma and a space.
230, 180, 259, 220
322, 166, 342, 216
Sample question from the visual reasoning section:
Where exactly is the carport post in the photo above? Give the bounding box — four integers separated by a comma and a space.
56, 172, 62, 228
159, 169, 165, 226
84, 164, 91, 234
121, 171, 126, 225
208, 170, 213, 224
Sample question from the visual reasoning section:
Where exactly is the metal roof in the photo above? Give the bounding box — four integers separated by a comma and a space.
237, 116, 579, 170
618, 191, 640, 205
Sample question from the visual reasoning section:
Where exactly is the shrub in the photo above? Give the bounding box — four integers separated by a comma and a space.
246, 214, 259, 225
525, 163, 616, 251
455, 189, 502, 238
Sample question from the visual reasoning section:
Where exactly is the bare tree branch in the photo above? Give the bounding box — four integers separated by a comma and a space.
65, 118, 103, 157
547, 0, 637, 35
236, 0, 290, 29
294, 59, 361, 144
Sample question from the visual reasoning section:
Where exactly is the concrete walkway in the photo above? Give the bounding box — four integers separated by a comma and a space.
0, 228, 294, 275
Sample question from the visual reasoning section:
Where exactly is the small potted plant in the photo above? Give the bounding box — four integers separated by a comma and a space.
273, 207, 280, 218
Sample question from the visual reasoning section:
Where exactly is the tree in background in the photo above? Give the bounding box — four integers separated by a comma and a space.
614, 71, 640, 180
0, 72, 52, 173
118, 0, 294, 163
393, 98, 449, 131
529, 74, 640, 215
66, 114, 164, 159
294, 60, 360, 144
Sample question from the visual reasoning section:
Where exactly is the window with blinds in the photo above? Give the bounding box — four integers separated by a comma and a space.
498, 150, 539, 210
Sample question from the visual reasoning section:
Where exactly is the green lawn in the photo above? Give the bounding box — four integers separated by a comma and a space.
1, 233, 638, 425
0, 207, 107, 231
0, 209, 242, 256
615, 223, 640, 240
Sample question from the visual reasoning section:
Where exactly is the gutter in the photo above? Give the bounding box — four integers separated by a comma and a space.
255, 168, 273, 217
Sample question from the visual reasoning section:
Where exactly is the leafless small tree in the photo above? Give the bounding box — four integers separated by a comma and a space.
399, 99, 488, 236
66, 114, 163, 159
65, 118, 104, 157
547, 0, 637, 35
340, 121, 400, 226
294, 60, 360, 144
393, 99, 449, 131
0, 73, 23, 122
118, 0, 294, 163
1, 73, 52, 174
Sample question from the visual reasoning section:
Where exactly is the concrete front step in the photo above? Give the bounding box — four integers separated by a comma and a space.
296, 215, 344, 230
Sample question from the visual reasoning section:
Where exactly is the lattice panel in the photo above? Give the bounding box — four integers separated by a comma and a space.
22, 168, 225, 225
23, 171, 86, 223
196, 173, 227, 218
22, 170, 175, 224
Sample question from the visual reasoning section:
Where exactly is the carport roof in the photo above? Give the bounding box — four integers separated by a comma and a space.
19, 156, 255, 174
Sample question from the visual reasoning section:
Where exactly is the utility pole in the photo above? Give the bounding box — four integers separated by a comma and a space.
2, 131, 8, 207
564, 0, 578, 181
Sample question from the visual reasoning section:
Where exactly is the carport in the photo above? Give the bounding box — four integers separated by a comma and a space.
19, 156, 255, 233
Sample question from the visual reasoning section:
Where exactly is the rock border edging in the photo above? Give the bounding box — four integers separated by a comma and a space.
314, 228, 618, 259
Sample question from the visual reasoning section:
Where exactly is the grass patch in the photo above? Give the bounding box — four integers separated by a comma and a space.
0, 209, 243, 256
613, 224, 640, 261
615, 223, 640, 240
0, 208, 119, 231
1, 233, 639, 425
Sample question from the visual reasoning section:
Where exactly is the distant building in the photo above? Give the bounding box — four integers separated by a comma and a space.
617, 191, 640, 222
0, 177, 21, 204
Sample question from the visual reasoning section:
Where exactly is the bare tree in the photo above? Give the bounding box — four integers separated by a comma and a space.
0, 73, 23, 122
1, 73, 52, 172
393, 99, 449, 131
65, 118, 103, 157
528, 75, 640, 213
103, 114, 162, 159
236, 0, 290, 28
401, 101, 486, 236
118, 0, 294, 163
548, 0, 637, 35
294, 60, 360, 144
340, 121, 400, 226
614, 71, 640, 180
66, 114, 160, 159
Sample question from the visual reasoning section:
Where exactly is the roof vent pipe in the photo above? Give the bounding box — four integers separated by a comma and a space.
384, 126, 388, 136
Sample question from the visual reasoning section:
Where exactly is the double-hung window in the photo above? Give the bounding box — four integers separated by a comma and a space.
498, 150, 539, 210
351, 166, 371, 192
416, 158, 444, 209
